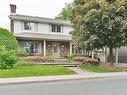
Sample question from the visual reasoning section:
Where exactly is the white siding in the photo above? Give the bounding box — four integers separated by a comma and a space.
14, 20, 22, 34
38, 23, 49, 33
63, 26, 73, 35
13, 20, 73, 36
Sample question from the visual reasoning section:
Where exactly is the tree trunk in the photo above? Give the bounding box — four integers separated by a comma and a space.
109, 47, 114, 65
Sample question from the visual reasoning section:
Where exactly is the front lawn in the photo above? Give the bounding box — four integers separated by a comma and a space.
80, 65, 120, 73
0, 66, 75, 78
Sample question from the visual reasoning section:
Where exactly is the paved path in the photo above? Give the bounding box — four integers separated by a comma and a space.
68, 67, 95, 75
36, 61, 79, 65
0, 77, 127, 95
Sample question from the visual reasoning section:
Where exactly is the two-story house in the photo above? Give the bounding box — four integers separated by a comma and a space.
9, 4, 127, 64
9, 4, 73, 58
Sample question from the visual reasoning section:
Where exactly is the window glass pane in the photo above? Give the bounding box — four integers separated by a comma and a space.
24, 42, 31, 53
52, 25, 56, 32
51, 25, 61, 33
24, 22, 30, 30
30, 22, 36, 31
24, 42, 39, 54
30, 43, 34, 53
24, 22, 36, 31
57, 26, 61, 32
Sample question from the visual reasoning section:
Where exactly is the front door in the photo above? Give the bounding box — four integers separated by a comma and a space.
52, 43, 60, 58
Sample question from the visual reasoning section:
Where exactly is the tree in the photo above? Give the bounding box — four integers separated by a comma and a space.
0, 28, 17, 69
55, 3, 73, 20
71, 0, 127, 65
0, 28, 17, 50
0, 46, 17, 69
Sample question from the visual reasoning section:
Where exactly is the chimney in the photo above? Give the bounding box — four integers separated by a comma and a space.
10, 4, 16, 14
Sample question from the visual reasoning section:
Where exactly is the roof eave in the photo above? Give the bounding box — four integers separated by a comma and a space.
9, 14, 72, 26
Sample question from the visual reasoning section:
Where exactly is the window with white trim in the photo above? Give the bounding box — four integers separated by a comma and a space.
51, 25, 61, 33
24, 21, 37, 31
24, 42, 39, 54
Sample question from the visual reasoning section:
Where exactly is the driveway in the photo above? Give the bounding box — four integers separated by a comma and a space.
116, 63, 127, 67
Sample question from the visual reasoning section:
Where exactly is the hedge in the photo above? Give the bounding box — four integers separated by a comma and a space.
0, 28, 17, 50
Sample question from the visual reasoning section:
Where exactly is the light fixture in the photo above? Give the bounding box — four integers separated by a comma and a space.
47, 44, 51, 47
61, 45, 64, 47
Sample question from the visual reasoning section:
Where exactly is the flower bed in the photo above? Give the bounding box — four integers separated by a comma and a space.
20, 56, 47, 62
73, 56, 100, 65
73, 56, 84, 61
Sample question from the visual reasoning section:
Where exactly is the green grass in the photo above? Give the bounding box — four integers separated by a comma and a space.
0, 66, 75, 78
80, 65, 120, 73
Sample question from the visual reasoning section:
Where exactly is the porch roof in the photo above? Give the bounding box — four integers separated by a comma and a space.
14, 32, 72, 41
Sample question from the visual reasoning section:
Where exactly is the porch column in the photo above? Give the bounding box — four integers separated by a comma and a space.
43, 40, 46, 56
115, 48, 119, 64
92, 51, 94, 58
70, 42, 72, 55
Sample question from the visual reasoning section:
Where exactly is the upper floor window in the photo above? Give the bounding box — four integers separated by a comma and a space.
51, 25, 62, 33
24, 22, 30, 30
24, 21, 37, 31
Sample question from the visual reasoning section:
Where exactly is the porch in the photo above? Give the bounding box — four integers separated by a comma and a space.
18, 40, 73, 58
15, 31, 74, 58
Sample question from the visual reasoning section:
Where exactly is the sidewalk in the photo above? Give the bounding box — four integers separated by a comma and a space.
0, 71, 127, 85
68, 67, 96, 74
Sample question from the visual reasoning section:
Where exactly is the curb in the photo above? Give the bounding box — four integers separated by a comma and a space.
0, 77, 86, 86
0, 73, 127, 85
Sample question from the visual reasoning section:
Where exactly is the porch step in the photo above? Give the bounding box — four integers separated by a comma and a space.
53, 59, 69, 62
35, 63, 79, 67
61, 65, 78, 67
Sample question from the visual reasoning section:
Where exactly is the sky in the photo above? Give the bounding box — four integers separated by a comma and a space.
0, 0, 73, 29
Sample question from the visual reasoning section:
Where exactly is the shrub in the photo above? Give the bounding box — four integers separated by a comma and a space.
16, 48, 28, 57
67, 53, 74, 60
83, 57, 99, 66
0, 46, 17, 69
47, 55, 55, 61
20, 56, 47, 62
72, 56, 84, 62
73, 56, 100, 66
16, 61, 33, 66
0, 28, 17, 50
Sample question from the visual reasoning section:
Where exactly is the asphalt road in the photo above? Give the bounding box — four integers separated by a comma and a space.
0, 77, 127, 95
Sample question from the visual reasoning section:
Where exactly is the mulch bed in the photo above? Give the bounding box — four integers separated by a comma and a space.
100, 65, 127, 71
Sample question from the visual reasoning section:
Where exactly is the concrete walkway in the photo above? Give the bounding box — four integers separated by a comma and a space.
68, 67, 95, 75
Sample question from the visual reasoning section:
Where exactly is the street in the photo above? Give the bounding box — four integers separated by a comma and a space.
0, 77, 127, 95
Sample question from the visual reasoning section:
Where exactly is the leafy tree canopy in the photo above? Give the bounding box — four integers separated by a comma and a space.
55, 2, 74, 20
71, 0, 127, 65
0, 28, 17, 50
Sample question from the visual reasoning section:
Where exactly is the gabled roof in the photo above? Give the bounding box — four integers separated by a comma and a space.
9, 14, 71, 26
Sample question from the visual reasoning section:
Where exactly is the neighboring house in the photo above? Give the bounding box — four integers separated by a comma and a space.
9, 4, 73, 58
